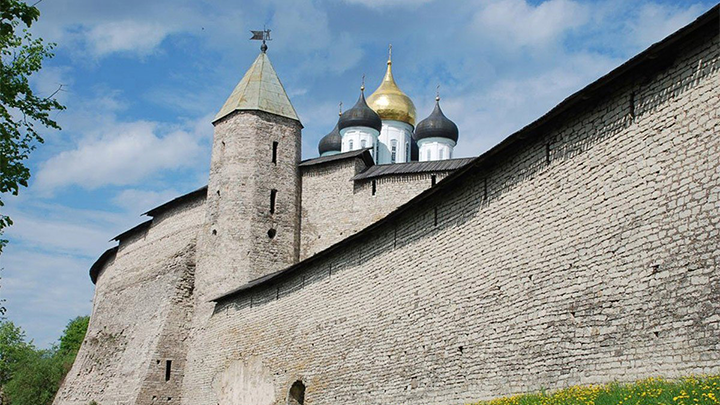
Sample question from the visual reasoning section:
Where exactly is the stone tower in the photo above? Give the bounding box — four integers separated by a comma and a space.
196, 49, 302, 301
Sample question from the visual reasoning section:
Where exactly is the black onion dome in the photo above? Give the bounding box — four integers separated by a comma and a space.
414, 99, 459, 143
338, 90, 382, 132
318, 123, 342, 155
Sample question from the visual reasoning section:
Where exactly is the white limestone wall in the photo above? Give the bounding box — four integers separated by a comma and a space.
340, 126, 379, 158
182, 28, 720, 405
53, 196, 206, 405
419, 137, 455, 161
377, 120, 413, 164
300, 158, 454, 260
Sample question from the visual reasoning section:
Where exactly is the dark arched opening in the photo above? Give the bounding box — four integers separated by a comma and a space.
288, 380, 305, 405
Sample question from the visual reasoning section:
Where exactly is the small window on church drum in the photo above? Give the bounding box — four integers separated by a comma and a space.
391, 139, 397, 163
272, 141, 278, 165
270, 189, 277, 214
288, 381, 305, 405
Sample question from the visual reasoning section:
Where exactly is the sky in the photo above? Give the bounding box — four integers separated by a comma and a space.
0, 0, 715, 348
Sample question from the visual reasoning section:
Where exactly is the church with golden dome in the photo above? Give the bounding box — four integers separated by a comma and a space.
318, 46, 460, 164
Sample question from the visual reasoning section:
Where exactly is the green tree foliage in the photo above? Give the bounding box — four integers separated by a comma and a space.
0, 268, 6, 316
0, 316, 89, 405
0, 320, 32, 386
0, 0, 65, 252
3, 349, 64, 405
58, 316, 89, 357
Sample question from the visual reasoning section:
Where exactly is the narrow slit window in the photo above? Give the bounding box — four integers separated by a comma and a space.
372, 180, 377, 196
270, 189, 277, 214
545, 143, 551, 165
165, 360, 172, 381
431, 175, 437, 186
272, 141, 278, 165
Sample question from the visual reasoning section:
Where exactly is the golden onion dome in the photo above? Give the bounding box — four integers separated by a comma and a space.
367, 49, 416, 127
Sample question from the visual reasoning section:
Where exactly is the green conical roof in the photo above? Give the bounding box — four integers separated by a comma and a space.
214, 52, 300, 123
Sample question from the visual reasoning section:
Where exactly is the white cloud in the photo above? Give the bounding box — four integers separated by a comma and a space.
85, 21, 176, 57
0, 248, 95, 348
2, 199, 131, 256
34, 121, 203, 193
627, 3, 706, 49
30, 66, 74, 106
444, 51, 621, 158
5, 212, 112, 256
471, 0, 589, 48
112, 188, 181, 214
342, 0, 434, 7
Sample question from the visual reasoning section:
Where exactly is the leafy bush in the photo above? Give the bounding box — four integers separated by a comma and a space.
0, 316, 89, 405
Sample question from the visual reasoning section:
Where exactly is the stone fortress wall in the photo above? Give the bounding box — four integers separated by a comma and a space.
53, 8, 719, 405
300, 155, 459, 259
53, 194, 206, 405
53, 125, 463, 405
180, 22, 719, 405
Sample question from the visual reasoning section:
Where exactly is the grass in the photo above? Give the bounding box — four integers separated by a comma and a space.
470, 375, 720, 405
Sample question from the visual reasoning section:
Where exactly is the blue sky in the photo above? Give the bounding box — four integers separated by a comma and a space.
0, 0, 714, 348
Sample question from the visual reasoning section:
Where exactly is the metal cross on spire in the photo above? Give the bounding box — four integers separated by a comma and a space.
436, 84, 441, 101
250, 28, 272, 52
361, 74, 366, 92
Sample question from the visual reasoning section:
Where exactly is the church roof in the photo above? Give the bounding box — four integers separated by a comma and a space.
89, 246, 118, 284
367, 52, 416, 127
299, 148, 374, 168
318, 123, 342, 156
414, 98, 459, 143
352, 158, 473, 181
338, 90, 382, 132
143, 186, 208, 217
110, 220, 152, 242
214, 52, 300, 123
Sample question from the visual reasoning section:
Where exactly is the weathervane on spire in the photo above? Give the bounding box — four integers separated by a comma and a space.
250, 27, 272, 53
